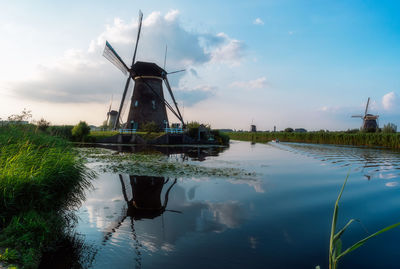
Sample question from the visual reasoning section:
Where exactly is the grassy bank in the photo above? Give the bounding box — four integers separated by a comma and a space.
0, 125, 93, 268
227, 131, 400, 149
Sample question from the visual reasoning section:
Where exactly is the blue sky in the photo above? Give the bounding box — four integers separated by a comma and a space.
1, 0, 400, 130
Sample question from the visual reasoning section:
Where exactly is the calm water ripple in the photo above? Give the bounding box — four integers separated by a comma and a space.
43, 141, 400, 269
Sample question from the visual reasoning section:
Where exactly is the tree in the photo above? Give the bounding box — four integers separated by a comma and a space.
284, 127, 294, 133
383, 123, 397, 133
35, 118, 50, 132
72, 121, 91, 141
7, 108, 32, 123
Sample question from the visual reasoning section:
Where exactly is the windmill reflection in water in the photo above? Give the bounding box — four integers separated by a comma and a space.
103, 175, 180, 267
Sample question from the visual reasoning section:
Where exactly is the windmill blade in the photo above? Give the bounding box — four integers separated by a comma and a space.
103, 41, 130, 75
351, 115, 363, 118
168, 69, 186, 75
364, 97, 370, 116
114, 76, 133, 129
130, 10, 143, 67
163, 77, 185, 126
163, 44, 167, 70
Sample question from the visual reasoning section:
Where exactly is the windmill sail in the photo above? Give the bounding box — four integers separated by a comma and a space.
103, 41, 129, 75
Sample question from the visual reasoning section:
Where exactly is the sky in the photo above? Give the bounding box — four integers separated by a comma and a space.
1, 0, 400, 131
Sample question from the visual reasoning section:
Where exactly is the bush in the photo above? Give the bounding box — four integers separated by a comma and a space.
35, 118, 50, 132
71, 121, 90, 142
383, 123, 397, 133
211, 130, 230, 145
140, 121, 160, 133
47, 125, 74, 140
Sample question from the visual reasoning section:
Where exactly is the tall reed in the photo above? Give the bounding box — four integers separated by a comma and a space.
0, 125, 94, 268
324, 175, 400, 269
227, 131, 400, 149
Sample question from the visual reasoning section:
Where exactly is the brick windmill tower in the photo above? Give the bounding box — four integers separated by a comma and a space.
103, 11, 185, 130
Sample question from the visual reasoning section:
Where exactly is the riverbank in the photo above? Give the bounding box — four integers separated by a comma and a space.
227, 131, 400, 149
0, 125, 93, 268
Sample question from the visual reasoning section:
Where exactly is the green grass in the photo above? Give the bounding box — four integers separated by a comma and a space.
315, 175, 400, 269
89, 130, 165, 142
227, 131, 400, 149
0, 125, 94, 268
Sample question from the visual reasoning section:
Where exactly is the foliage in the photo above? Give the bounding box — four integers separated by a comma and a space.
324, 175, 400, 269
0, 248, 19, 262
227, 131, 400, 149
140, 121, 160, 133
211, 130, 230, 145
7, 109, 32, 123
382, 123, 397, 133
284, 127, 294, 132
0, 124, 94, 268
34, 118, 50, 132
72, 121, 91, 142
345, 129, 359, 134
46, 125, 74, 140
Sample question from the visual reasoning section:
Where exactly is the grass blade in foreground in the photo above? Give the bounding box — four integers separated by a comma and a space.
327, 174, 400, 269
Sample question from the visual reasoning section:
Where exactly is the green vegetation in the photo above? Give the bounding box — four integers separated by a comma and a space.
46, 125, 74, 140
227, 131, 400, 149
140, 121, 160, 133
382, 123, 397, 133
318, 175, 400, 269
186, 121, 230, 145
0, 124, 93, 268
81, 147, 254, 179
71, 121, 91, 142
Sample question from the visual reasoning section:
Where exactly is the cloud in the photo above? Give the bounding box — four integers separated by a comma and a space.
173, 85, 215, 106
230, 77, 268, 90
253, 18, 264, 25
382, 92, 398, 111
10, 10, 245, 104
208, 33, 245, 66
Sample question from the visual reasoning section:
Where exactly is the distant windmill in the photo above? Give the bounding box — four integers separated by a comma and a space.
102, 10, 185, 130
105, 95, 118, 129
351, 97, 379, 131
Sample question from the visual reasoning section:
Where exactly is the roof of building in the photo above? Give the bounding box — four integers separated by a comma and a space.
132, 61, 166, 77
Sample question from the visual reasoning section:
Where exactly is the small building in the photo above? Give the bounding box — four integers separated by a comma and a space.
250, 125, 257, 132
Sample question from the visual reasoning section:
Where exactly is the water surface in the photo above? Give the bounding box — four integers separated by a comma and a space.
73, 141, 400, 268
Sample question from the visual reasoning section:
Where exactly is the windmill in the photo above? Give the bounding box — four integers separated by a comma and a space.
351, 97, 379, 131
102, 10, 185, 130
104, 95, 118, 129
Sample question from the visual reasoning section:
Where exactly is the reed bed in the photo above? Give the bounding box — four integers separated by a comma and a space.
0, 125, 94, 268
227, 131, 400, 149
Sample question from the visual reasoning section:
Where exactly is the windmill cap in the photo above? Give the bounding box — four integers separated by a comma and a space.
132, 61, 166, 77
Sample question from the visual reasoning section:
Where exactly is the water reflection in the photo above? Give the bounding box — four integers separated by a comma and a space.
273, 142, 400, 182
81, 172, 248, 269
90, 144, 228, 161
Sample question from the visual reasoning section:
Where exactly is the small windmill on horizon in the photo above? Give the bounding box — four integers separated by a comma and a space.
351, 97, 379, 131
102, 10, 185, 130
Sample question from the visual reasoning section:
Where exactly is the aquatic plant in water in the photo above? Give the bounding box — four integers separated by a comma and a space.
316, 175, 400, 269
80, 147, 256, 179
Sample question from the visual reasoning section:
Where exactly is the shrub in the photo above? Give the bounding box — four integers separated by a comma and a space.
140, 121, 160, 133
383, 123, 397, 133
47, 125, 74, 140
35, 118, 50, 132
71, 121, 90, 142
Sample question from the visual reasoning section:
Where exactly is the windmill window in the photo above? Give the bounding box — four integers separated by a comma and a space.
134, 100, 138, 107
152, 100, 156, 110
